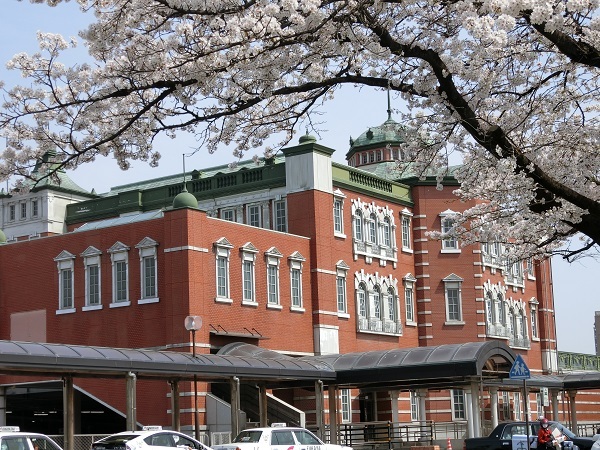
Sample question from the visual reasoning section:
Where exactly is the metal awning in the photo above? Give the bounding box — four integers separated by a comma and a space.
219, 340, 517, 389
0, 340, 336, 382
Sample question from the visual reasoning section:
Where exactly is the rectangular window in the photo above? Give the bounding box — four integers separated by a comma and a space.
20, 202, 26, 219
291, 267, 302, 308
527, 258, 535, 277
221, 209, 235, 222
514, 391, 521, 419
452, 389, 466, 420
60, 269, 73, 309
217, 255, 228, 298
341, 389, 351, 423
248, 204, 261, 227
142, 256, 156, 298
337, 276, 347, 313
402, 216, 411, 249
274, 200, 287, 232
31, 200, 38, 217
243, 260, 254, 302
87, 264, 100, 306
410, 391, 419, 421
405, 286, 414, 322
442, 217, 458, 250
531, 308, 538, 338
446, 286, 461, 321
334, 199, 343, 234
9, 204, 15, 221
502, 391, 511, 420
115, 261, 128, 302
267, 264, 279, 304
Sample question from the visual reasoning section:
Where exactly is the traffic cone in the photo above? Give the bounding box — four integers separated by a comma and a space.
447, 438, 453, 450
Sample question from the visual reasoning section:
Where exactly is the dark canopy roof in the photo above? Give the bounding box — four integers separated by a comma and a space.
0, 340, 335, 382
219, 340, 517, 390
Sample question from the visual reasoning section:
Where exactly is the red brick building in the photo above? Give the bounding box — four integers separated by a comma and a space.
0, 113, 568, 438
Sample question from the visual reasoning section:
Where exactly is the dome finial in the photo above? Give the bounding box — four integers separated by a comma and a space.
387, 82, 392, 120
173, 153, 198, 209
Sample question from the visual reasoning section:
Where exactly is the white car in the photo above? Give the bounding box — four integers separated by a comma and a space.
213, 424, 353, 450
0, 427, 63, 450
91, 427, 212, 450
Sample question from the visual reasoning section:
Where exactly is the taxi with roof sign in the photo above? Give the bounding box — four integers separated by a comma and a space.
212, 423, 353, 450
91, 426, 212, 450
0, 426, 63, 450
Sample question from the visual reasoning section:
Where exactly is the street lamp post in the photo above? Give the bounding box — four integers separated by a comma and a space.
184, 315, 202, 441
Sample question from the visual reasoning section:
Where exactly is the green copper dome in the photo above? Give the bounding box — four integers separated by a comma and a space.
172, 186, 198, 209
299, 131, 317, 144
349, 117, 407, 151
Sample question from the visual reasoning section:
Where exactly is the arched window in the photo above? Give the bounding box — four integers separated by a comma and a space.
373, 285, 382, 319
354, 211, 363, 241
497, 293, 506, 326
486, 292, 494, 324
382, 216, 391, 247
368, 213, 377, 243
387, 287, 397, 322
358, 283, 368, 318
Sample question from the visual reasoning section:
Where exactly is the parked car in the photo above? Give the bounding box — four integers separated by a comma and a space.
91, 426, 212, 450
464, 421, 595, 450
0, 426, 63, 450
212, 424, 353, 450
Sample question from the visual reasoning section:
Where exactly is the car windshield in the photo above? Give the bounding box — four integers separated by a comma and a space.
551, 423, 576, 439
95, 435, 139, 445
233, 431, 263, 444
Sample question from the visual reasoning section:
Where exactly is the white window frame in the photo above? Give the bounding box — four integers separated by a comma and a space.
443, 274, 464, 324
290, 267, 301, 308
273, 198, 287, 232
241, 242, 258, 306
530, 299, 539, 340
514, 391, 522, 420
367, 213, 377, 244
527, 258, 536, 279
451, 389, 466, 420
381, 217, 391, 248
9, 204, 15, 221
440, 210, 460, 253
373, 285, 382, 320
136, 237, 159, 304
247, 203, 262, 227
81, 246, 102, 311
20, 202, 27, 219
353, 211, 363, 241
333, 190, 346, 237
109, 241, 130, 307
404, 274, 417, 324
341, 388, 351, 423
214, 237, 233, 303
265, 247, 282, 308
31, 199, 39, 218
221, 208, 235, 222
336, 260, 350, 316
410, 391, 420, 422
357, 283, 368, 318
289, 251, 305, 311
55, 250, 76, 314
401, 210, 413, 252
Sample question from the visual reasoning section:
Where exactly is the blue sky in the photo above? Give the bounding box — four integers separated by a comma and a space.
1, 0, 597, 355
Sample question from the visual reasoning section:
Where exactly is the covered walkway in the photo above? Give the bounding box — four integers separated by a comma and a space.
4, 340, 597, 448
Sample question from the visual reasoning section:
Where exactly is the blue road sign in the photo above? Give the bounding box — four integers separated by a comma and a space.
509, 354, 531, 380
